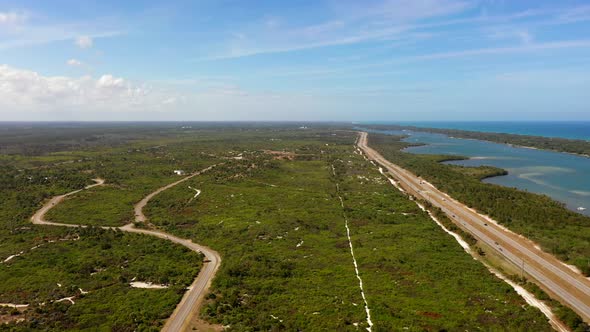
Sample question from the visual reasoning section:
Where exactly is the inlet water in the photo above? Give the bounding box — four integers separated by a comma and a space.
369, 129, 590, 216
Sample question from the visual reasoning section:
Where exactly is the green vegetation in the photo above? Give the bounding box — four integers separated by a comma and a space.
0, 124, 561, 330
333, 152, 550, 331
367, 133, 590, 276
0, 164, 92, 231
44, 141, 220, 226
0, 227, 201, 331
145, 130, 550, 331
516, 280, 590, 332
146, 138, 370, 331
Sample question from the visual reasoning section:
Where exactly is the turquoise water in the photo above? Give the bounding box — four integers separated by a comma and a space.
364, 122, 590, 141
368, 129, 590, 216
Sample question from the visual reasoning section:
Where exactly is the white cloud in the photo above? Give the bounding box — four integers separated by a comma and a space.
161, 97, 177, 105
0, 65, 167, 113
0, 11, 27, 25
197, 2, 590, 62
516, 31, 533, 44
0, 9, 123, 50
67, 59, 83, 66
556, 5, 590, 24
403, 40, 590, 61
339, 0, 472, 21
487, 27, 533, 45
76, 36, 93, 48
0, 64, 327, 121
97, 74, 126, 88
0, 10, 121, 50
0, 29, 121, 50
199, 0, 471, 60
262, 39, 590, 77
264, 16, 282, 29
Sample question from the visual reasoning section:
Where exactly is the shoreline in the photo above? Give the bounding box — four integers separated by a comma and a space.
361, 125, 590, 159
440, 155, 588, 217
369, 128, 589, 217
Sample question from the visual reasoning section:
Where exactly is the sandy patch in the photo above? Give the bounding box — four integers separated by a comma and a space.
2, 252, 23, 263
130, 281, 168, 289
56, 297, 75, 305
263, 150, 296, 160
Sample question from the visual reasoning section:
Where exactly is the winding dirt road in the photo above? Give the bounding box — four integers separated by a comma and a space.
31, 178, 106, 228
358, 131, 590, 323
31, 166, 221, 332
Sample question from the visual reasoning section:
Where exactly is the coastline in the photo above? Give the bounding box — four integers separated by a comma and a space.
388, 130, 590, 217
509, 142, 590, 159
365, 121, 590, 141
450, 134, 590, 159
362, 124, 590, 159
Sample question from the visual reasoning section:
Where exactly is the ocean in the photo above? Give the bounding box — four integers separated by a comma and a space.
363, 121, 590, 141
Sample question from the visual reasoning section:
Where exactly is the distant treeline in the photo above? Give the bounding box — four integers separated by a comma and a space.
0, 122, 351, 156
364, 124, 590, 157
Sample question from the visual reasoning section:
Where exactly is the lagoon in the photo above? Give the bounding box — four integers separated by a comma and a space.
364, 121, 590, 140
369, 129, 590, 216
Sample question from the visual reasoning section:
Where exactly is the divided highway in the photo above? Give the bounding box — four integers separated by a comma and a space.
357, 131, 590, 323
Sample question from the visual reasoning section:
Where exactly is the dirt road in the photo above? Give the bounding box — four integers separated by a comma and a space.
358, 131, 590, 323
31, 178, 105, 227
134, 165, 216, 223
132, 165, 221, 332
31, 167, 221, 332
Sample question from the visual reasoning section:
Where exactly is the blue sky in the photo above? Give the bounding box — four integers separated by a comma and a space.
1, 0, 590, 121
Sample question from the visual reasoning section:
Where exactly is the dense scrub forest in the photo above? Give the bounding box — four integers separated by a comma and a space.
0, 123, 573, 331
145, 130, 551, 331
0, 135, 205, 330
0, 227, 201, 331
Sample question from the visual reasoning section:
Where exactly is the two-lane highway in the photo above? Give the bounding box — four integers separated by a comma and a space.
357, 131, 590, 323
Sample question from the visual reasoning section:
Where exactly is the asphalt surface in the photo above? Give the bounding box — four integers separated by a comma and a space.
358, 131, 590, 323
31, 167, 221, 332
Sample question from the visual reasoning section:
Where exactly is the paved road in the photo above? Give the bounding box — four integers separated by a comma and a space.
31, 168, 221, 332
358, 131, 590, 323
